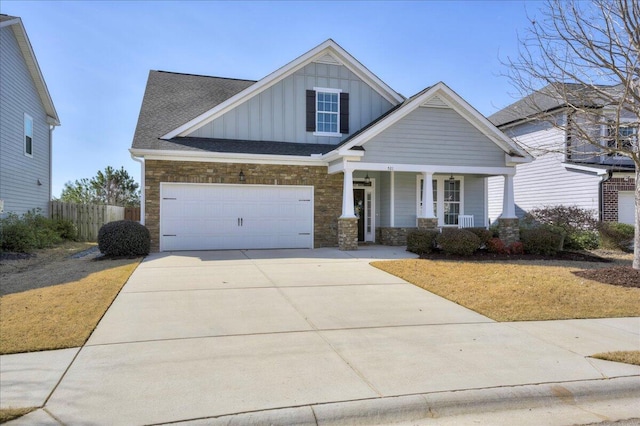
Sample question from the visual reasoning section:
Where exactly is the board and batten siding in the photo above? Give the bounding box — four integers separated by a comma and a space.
360, 106, 506, 167
187, 62, 395, 144
0, 26, 51, 216
487, 121, 601, 224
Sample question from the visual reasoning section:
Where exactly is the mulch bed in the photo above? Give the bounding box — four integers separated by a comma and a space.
0, 252, 34, 262
418, 249, 639, 288
573, 267, 640, 288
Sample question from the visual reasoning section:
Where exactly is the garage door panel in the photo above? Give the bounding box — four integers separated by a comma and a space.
618, 191, 635, 225
160, 184, 314, 251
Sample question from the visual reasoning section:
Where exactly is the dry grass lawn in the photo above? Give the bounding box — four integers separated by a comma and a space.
0, 246, 140, 354
372, 259, 640, 321
592, 351, 640, 366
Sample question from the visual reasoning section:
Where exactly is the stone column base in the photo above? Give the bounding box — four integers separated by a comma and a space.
498, 218, 520, 245
417, 218, 438, 230
338, 217, 358, 251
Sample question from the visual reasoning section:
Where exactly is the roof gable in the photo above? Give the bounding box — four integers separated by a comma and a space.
0, 15, 59, 125
333, 82, 530, 160
161, 39, 404, 140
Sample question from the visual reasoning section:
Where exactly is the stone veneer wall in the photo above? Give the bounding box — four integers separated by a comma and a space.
603, 177, 636, 222
377, 227, 417, 246
498, 218, 520, 245
145, 160, 343, 252
337, 218, 358, 250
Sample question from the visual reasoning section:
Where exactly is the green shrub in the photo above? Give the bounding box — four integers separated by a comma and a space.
436, 229, 481, 256
406, 229, 439, 254
597, 222, 635, 252
522, 205, 597, 250
98, 220, 150, 257
520, 227, 565, 256
565, 230, 599, 251
52, 219, 78, 241
0, 213, 37, 253
466, 227, 493, 246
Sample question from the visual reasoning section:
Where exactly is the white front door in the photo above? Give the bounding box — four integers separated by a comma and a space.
160, 183, 313, 251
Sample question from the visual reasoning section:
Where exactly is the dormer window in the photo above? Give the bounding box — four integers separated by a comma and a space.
306, 88, 349, 136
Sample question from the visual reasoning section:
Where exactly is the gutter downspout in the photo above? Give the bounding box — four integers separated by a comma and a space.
130, 153, 145, 225
49, 125, 55, 208
599, 169, 613, 222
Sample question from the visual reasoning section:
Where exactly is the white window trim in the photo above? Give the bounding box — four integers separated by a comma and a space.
313, 87, 342, 137
416, 175, 465, 227
24, 113, 34, 158
600, 121, 637, 159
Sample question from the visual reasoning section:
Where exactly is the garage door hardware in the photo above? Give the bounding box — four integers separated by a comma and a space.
163, 234, 177, 237
163, 197, 177, 200
237, 218, 244, 226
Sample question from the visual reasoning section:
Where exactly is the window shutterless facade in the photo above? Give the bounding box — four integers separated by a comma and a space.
24, 113, 33, 157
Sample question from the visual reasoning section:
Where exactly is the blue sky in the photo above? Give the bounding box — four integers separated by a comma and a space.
2, 0, 537, 198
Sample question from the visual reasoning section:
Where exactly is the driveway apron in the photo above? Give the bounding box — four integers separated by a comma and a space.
43, 247, 640, 425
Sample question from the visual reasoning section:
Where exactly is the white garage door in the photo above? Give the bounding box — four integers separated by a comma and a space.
618, 191, 635, 225
160, 183, 313, 251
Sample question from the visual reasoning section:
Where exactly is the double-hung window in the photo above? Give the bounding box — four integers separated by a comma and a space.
24, 114, 33, 157
604, 123, 637, 156
316, 91, 339, 134
306, 88, 348, 136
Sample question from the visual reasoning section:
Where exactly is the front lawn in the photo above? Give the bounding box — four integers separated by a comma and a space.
0, 245, 140, 354
372, 259, 640, 321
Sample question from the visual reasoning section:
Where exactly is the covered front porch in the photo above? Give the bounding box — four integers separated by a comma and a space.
332, 164, 520, 251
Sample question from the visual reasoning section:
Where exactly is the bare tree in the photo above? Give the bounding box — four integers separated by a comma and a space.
504, 0, 639, 268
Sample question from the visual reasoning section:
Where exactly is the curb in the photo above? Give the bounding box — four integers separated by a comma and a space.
172, 376, 640, 425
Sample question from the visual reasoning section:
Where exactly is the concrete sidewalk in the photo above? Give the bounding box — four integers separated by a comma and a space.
2, 246, 639, 425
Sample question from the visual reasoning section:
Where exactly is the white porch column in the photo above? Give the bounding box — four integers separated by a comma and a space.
341, 168, 356, 218
419, 172, 436, 218
501, 174, 516, 219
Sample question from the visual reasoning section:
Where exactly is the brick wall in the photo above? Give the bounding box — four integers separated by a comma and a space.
602, 177, 636, 222
145, 160, 343, 252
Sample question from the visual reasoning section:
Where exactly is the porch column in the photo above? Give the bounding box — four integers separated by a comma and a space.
501, 174, 516, 219
338, 168, 358, 250
417, 172, 438, 230
341, 168, 356, 218
499, 173, 519, 244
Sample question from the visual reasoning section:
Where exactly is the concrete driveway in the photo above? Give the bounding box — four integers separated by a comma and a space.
17, 247, 640, 425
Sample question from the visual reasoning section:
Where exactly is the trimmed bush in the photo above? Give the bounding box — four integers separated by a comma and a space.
466, 227, 493, 246
436, 229, 481, 256
508, 241, 524, 255
98, 220, 150, 257
598, 222, 635, 252
406, 229, 439, 254
486, 237, 508, 254
522, 205, 598, 250
520, 227, 565, 256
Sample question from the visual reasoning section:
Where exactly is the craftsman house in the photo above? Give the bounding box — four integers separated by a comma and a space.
130, 39, 531, 252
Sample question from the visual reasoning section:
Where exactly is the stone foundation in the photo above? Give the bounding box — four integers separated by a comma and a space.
417, 218, 438, 230
378, 227, 417, 246
498, 218, 520, 245
338, 218, 358, 251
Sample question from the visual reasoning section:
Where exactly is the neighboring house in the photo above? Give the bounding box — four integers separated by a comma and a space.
0, 14, 60, 217
130, 39, 531, 252
487, 84, 637, 226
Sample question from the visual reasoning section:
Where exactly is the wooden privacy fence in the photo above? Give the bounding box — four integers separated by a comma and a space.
50, 201, 125, 241
124, 207, 141, 221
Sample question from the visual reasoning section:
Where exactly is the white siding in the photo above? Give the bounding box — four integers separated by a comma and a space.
361, 107, 506, 167
0, 26, 51, 216
188, 63, 394, 144
488, 121, 601, 223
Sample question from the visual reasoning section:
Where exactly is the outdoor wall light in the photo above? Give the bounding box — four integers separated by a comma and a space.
238, 170, 245, 182
364, 173, 371, 184
448, 174, 455, 182
37, 179, 43, 186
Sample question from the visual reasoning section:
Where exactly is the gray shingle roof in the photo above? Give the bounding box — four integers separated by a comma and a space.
489, 83, 619, 128
131, 70, 256, 150
155, 137, 338, 156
